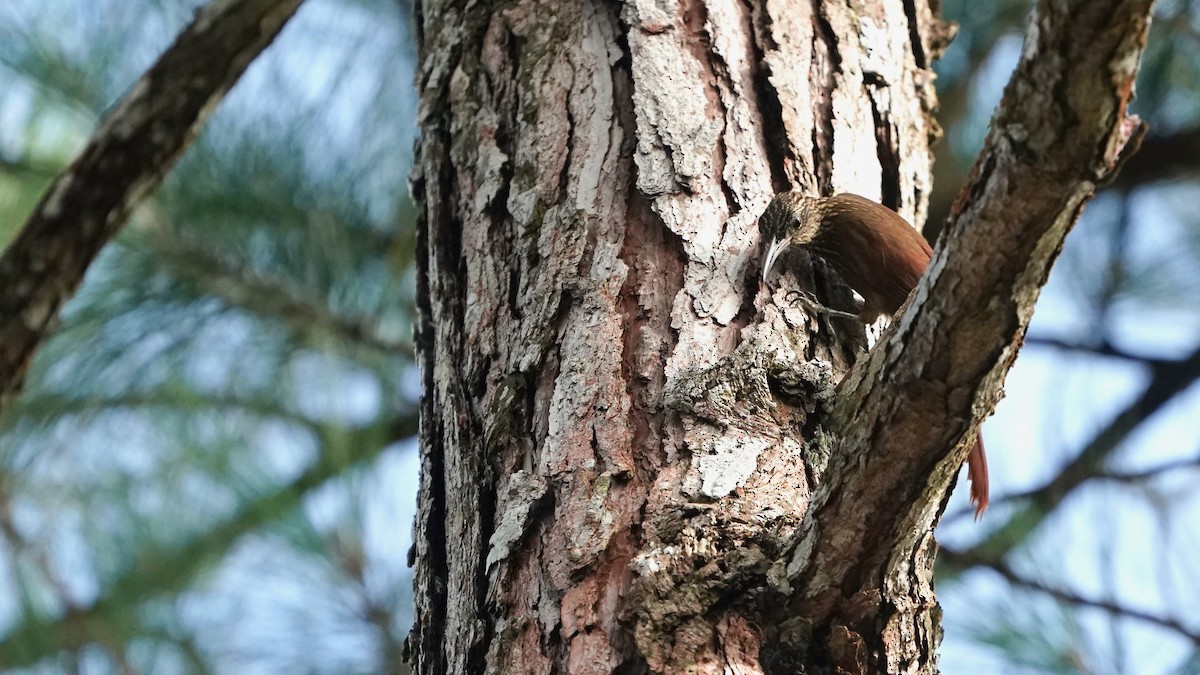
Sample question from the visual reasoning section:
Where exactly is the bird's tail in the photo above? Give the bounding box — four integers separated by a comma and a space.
968, 432, 989, 519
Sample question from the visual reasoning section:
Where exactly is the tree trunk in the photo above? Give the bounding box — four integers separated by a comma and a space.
405, 0, 1151, 671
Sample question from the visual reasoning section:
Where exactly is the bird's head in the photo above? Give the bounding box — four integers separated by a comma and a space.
758, 191, 825, 282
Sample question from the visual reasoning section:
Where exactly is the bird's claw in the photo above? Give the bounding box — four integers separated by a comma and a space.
782, 289, 860, 321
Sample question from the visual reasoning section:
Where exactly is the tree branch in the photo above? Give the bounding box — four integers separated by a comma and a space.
967, 343, 1200, 557
790, 0, 1155, 602
0, 411, 416, 669
1109, 127, 1200, 189
139, 236, 412, 356
940, 549, 1200, 645
1023, 334, 1174, 367
0, 0, 305, 415
972, 454, 1200, 515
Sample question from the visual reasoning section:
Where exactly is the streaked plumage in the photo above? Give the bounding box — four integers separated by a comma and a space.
759, 191, 989, 516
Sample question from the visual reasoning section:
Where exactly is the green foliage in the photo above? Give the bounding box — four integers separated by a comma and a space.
0, 0, 418, 672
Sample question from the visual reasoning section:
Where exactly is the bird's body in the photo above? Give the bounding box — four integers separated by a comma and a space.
759, 192, 989, 516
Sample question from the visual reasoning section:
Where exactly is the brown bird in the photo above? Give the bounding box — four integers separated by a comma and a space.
759, 191, 989, 517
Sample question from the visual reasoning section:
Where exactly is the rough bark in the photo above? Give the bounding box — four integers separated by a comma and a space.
791, 1, 1154, 667
408, 0, 1152, 674
0, 0, 304, 414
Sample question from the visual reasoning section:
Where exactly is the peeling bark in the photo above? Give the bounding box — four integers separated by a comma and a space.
408, 0, 1153, 673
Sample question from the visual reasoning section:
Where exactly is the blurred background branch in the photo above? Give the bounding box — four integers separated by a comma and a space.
941, 549, 1200, 645
0, 0, 419, 672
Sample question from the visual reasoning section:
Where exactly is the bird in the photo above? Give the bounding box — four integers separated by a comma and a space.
758, 191, 989, 517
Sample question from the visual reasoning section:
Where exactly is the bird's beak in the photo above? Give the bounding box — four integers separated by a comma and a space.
761, 237, 787, 282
